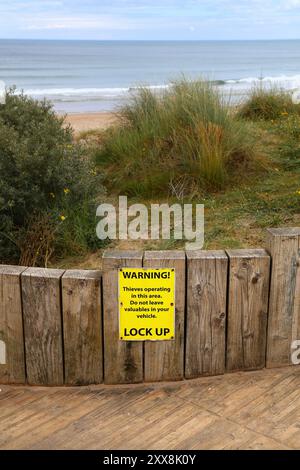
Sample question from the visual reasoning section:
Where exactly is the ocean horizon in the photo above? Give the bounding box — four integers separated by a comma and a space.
1, 38, 300, 113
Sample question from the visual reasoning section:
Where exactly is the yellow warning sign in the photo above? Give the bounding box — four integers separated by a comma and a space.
119, 268, 175, 341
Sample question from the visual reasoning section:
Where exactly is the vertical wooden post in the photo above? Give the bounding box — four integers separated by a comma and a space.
226, 249, 270, 371
185, 250, 228, 378
143, 251, 185, 382
102, 251, 143, 384
266, 228, 300, 368
21, 267, 64, 385
62, 270, 103, 385
0, 265, 27, 384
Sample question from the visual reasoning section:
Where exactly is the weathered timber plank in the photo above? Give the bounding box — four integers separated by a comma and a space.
143, 251, 185, 382
185, 250, 228, 378
102, 251, 143, 384
62, 270, 103, 385
226, 249, 270, 371
0, 265, 27, 384
0, 367, 297, 450
266, 228, 300, 368
21, 267, 65, 385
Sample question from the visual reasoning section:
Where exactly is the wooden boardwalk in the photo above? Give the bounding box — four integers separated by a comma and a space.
1, 366, 300, 450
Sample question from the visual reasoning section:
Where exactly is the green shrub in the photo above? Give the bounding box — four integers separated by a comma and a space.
96, 79, 262, 197
0, 90, 105, 265
238, 85, 300, 121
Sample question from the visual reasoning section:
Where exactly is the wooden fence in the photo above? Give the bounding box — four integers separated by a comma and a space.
0, 228, 299, 386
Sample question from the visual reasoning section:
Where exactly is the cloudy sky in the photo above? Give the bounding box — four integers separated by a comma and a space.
0, 0, 300, 40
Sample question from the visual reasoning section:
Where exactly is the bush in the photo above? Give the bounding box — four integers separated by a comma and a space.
238, 85, 300, 121
96, 79, 262, 197
0, 90, 104, 265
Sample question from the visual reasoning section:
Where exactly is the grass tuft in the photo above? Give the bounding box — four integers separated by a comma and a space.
238, 85, 300, 121
95, 78, 264, 197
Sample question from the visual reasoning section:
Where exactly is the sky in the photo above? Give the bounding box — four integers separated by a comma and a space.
0, 0, 300, 40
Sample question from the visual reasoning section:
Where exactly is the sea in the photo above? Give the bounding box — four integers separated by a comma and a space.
0, 39, 300, 113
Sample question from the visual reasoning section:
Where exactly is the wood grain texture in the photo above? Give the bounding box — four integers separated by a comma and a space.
102, 251, 143, 384
21, 268, 65, 385
266, 228, 300, 368
0, 265, 27, 384
185, 250, 228, 378
62, 270, 103, 385
2, 367, 299, 450
226, 249, 270, 371
143, 251, 185, 382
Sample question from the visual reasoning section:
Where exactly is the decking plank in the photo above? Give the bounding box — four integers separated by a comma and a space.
0, 367, 299, 450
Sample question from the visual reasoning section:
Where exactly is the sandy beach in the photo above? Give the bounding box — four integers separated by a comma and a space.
65, 112, 118, 134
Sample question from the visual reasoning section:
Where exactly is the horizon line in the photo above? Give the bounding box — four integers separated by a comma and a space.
1, 37, 300, 42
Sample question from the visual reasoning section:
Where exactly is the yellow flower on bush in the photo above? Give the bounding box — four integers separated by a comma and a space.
296, 190, 300, 196
281, 111, 288, 116
59, 215, 66, 221
64, 188, 70, 195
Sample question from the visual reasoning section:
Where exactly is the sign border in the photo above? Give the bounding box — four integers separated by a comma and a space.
118, 267, 176, 341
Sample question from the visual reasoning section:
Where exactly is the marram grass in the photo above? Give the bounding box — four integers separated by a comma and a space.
238, 85, 300, 121
96, 79, 264, 197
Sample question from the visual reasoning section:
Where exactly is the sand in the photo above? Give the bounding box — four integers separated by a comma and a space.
64, 112, 118, 134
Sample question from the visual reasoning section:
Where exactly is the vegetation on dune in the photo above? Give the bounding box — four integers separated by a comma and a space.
238, 85, 300, 121
272, 114, 300, 168
75, 82, 300, 263
95, 79, 264, 197
1, 81, 300, 268
196, 108, 300, 249
0, 90, 105, 265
